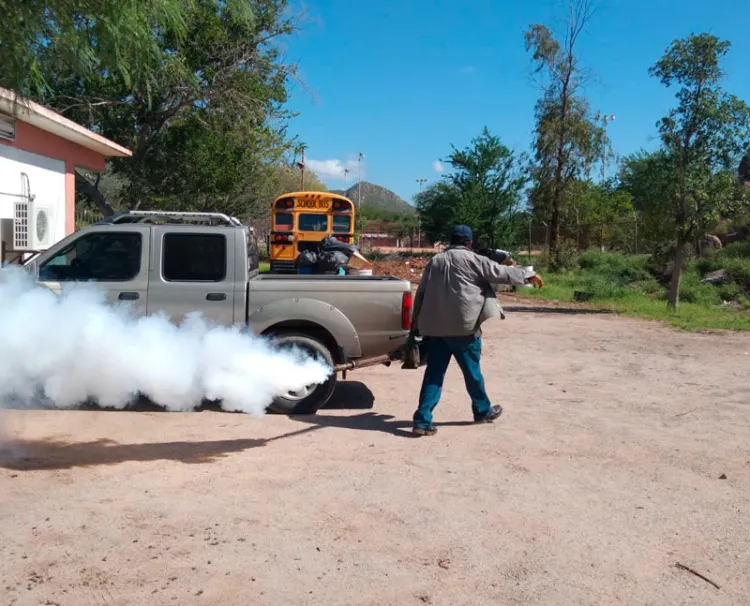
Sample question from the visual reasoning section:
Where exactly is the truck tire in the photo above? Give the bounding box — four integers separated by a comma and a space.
267, 333, 337, 415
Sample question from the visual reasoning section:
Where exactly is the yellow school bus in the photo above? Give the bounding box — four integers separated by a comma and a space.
269, 191, 356, 273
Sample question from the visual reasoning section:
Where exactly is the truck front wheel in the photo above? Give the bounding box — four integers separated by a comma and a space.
267, 333, 337, 415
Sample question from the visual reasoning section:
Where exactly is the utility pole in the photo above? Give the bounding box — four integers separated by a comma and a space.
296, 146, 306, 190
599, 113, 615, 182
416, 178, 426, 249
344, 167, 350, 188
357, 153, 364, 245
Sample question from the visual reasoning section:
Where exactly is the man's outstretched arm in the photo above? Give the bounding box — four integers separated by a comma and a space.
477, 256, 543, 288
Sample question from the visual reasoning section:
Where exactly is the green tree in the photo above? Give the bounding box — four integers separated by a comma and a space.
564, 179, 635, 250
619, 150, 677, 253
0, 0, 255, 99
22, 0, 296, 218
416, 128, 527, 248
414, 181, 459, 244
649, 33, 750, 310
524, 0, 609, 265
385, 214, 419, 246
740, 150, 750, 185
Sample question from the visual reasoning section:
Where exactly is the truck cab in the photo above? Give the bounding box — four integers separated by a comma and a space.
27, 211, 258, 326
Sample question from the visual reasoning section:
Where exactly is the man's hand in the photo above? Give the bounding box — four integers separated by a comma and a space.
527, 274, 544, 289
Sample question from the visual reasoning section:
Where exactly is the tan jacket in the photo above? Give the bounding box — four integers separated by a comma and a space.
412, 247, 530, 337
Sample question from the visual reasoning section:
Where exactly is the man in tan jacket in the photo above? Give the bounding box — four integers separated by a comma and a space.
411, 225, 543, 436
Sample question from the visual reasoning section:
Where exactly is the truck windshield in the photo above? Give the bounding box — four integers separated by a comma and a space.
298, 214, 328, 232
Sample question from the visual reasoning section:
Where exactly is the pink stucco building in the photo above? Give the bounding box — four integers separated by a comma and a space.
0, 87, 131, 262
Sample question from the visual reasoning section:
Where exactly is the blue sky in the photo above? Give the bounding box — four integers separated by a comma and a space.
284, 0, 750, 204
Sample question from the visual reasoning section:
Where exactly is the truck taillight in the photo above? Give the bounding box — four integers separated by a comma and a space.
401, 291, 412, 330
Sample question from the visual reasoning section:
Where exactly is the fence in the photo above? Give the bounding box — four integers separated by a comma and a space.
518, 218, 643, 257
364, 218, 644, 257
75, 209, 103, 229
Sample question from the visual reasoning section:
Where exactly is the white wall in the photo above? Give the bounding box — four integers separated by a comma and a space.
0, 145, 66, 249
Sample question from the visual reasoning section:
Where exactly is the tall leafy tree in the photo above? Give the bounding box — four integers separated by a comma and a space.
415, 129, 526, 248
619, 150, 678, 253
414, 181, 459, 244
0, 0, 250, 98
524, 0, 608, 265
740, 150, 750, 185
12, 0, 297, 217
561, 179, 634, 250
649, 33, 750, 310
416, 128, 527, 247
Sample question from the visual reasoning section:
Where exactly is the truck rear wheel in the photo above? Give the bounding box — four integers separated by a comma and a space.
267, 333, 337, 415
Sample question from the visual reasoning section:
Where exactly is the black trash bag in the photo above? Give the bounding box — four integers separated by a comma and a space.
315, 250, 350, 273
320, 236, 358, 257
296, 249, 318, 268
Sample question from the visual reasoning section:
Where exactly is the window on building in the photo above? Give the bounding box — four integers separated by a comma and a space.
162, 233, 226, 282
38, 232, 142, 282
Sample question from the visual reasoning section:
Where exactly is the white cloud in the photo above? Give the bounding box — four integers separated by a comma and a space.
432, 160, 445, 174
460, 65, 476, 74
305, 158, 363, 182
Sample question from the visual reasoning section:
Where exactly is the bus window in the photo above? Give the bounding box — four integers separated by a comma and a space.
298, 214, 328, 232
332, 215, 351, 233
275, 212, 293, 231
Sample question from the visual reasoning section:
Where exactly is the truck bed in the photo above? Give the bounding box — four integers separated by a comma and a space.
247, 272, 411, 359
253, 274, 405, 282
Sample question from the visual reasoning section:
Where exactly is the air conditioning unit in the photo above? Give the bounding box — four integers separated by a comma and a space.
13, 200, 29, 250
32, 206, 53, 249
13, 202, 54, 251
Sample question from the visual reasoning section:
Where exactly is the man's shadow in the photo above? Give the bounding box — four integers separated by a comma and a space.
299, 381, 475, 438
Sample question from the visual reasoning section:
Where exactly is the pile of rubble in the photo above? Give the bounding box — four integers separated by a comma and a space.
372, 255, 432, 283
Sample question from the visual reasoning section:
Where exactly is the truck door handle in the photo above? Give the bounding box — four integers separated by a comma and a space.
118, 292, 140, 300
206, 293, 227, 301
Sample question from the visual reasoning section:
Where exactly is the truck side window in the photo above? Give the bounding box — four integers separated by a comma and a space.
38, 232, 142, 282
162, 233, 227, 282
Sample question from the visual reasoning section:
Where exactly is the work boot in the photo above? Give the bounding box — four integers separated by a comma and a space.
412, 426, 437, 437
474, 405, 503, 424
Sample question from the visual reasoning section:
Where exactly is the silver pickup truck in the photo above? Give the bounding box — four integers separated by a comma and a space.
22, 211, 413, 414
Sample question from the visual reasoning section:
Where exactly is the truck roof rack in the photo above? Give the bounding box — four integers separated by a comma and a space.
98, 210, 243, 227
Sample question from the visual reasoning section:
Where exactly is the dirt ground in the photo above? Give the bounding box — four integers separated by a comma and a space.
1, 302, 749, 606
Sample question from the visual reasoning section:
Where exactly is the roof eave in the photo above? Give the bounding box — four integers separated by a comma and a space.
0, 88, 132, 158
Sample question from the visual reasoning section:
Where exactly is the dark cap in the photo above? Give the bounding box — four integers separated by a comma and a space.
451, 225, 473, 242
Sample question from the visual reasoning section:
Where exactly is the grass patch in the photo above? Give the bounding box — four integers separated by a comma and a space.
519, 250, 750, 331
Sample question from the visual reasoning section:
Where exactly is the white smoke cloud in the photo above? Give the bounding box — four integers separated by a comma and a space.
432, 160, 445, 174
0, 267, 331, 415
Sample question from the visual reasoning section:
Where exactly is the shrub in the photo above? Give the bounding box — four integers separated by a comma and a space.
673, 270, 721, 306
718, 241, 750, 260
576, 251, 653, 283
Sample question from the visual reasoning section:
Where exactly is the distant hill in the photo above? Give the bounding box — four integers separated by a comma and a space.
331, 182, 415, 215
